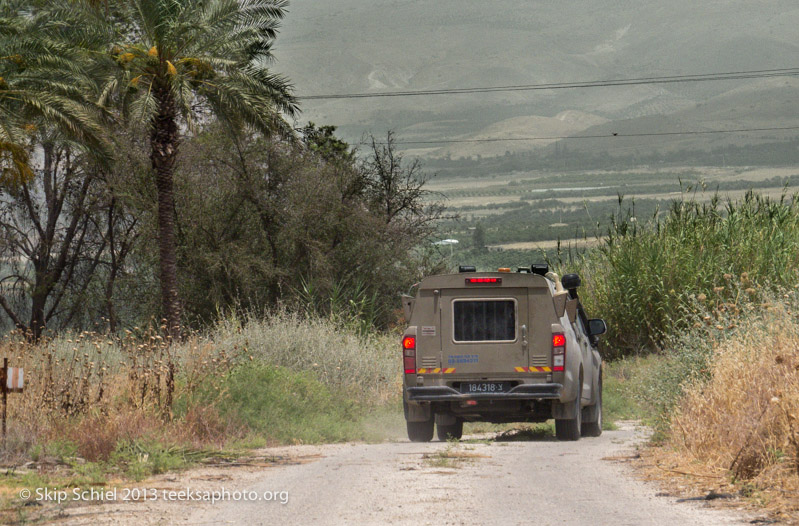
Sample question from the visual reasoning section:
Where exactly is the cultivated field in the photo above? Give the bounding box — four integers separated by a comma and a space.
428, 165, 799, 267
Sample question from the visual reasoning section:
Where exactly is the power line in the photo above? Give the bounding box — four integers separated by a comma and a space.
299, 67, 799, 100
387, 125, 799, 146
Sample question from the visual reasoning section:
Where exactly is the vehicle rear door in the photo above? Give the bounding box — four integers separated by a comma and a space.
439, 287, 529, 376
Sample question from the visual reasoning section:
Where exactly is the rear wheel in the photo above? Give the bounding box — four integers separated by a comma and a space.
582, 371, 603, 437
407, 419, 434, 442
436, 419, 464, 441
556, 379, 582, 441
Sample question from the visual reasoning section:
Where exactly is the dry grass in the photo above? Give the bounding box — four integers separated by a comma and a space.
0, 326, 241, 464
422, 443, 489, 469
0, 312, 401, 468
649, 298, 799, 522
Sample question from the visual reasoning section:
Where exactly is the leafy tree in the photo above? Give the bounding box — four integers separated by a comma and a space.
172, 127, 445, 329
301, 123, 355, 164
99, 0, 298, 336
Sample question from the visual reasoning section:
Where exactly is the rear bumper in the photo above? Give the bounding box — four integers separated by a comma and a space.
406, 383, 562, 402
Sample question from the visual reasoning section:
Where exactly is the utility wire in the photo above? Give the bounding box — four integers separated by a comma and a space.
387, 125, 799, 146
300, 67, 799, 100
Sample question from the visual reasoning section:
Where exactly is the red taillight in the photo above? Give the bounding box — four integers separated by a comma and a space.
552, 332, 566, 372
403, 335, 416, 374
466, 277, 502, 285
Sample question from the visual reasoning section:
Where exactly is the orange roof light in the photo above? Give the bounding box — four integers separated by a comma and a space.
498, 268, 511, 273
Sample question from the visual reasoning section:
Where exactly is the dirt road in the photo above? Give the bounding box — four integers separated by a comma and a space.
55, 422, 751, 526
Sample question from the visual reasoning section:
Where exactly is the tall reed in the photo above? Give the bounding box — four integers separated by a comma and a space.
575, 191, 799, 357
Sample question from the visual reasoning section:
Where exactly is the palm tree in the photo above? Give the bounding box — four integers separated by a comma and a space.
99, 0, 298, 336
0, 1, 109, 184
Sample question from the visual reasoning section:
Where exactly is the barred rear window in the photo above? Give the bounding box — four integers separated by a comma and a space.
453, 300, 516, 342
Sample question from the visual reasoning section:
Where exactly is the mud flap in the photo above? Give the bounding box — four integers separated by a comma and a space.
404, 388, 432, 422
552, 399, 578, 420
405, 402, 431, 422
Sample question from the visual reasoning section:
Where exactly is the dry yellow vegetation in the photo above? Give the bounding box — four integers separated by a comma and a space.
650, 300, 799, 522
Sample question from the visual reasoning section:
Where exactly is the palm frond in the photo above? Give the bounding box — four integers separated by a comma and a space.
0, 1, 112, 174
100, 0, 296, 139
197, 66, 296, 136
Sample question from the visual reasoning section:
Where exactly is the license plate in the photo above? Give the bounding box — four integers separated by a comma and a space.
459, 382, 511, 394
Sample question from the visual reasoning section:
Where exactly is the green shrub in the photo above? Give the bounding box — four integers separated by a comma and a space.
210, 311, 400, 403
207, 363, 373, 444
638, 341, 715, 438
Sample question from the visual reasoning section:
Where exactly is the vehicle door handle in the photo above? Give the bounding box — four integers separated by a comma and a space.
521, 324, 528, 350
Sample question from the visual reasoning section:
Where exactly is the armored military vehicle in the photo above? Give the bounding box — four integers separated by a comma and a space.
400, 264, 606, 442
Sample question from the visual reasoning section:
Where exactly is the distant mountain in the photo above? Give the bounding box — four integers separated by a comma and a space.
274, 0, 799, 158
549, 77, 799, 157
401, 111, 610, 159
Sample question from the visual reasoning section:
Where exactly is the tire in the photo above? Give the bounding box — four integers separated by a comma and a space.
407, 419, 434, 442
436, 419, 464, 441
555, 377, 582, 441
582, 370, 603, 437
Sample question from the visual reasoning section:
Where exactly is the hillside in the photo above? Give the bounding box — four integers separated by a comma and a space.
275, 0, 799, 157
544, 77, 799, 157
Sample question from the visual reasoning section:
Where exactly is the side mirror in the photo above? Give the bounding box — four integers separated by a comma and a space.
588, 319, 607, 337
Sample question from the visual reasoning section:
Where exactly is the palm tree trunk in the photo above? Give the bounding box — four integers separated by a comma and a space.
150, 79, 182, 338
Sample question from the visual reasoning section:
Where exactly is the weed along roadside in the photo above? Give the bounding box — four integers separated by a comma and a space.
0, 314, 404, 523
634, 295, 799, 523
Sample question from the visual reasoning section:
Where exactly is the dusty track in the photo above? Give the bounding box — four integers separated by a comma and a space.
54, 422, 751, 526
